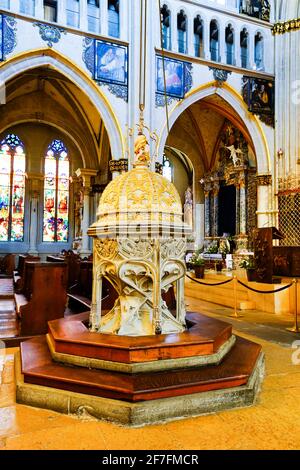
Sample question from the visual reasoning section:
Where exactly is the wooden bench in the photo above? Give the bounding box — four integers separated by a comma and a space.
14, 254, 40, 291
14, 261, 67, 336
0, 254, 16, 278
47, 251, 81, 289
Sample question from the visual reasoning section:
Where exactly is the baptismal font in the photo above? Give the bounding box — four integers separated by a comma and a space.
17, 130, 265, 426
88, 133, 191, 337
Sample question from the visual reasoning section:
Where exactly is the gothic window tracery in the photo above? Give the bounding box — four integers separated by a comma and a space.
43, 139, 70, 243
0, 134, 26, 242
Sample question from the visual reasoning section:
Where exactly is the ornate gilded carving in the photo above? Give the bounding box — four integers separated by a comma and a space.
118, 239, 154, 260
257, 175, 272, 186
94, 239, 118, 261
272, 18, 300, 35
109, 159, 128, 174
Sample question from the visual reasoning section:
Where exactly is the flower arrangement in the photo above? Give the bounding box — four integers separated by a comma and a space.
190, 250, 205, 267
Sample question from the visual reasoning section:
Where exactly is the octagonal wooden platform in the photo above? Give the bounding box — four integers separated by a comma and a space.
18, 312, 263, 403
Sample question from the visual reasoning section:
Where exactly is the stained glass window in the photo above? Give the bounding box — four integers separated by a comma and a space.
0, 134, 26, 242
43, 140, 69, 243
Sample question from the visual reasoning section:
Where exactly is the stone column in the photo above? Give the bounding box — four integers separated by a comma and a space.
27, 174, 43, 256
75, 169, 98, 258
248, 32, 255, 70
239, 174, 247, 235
204, 21, 210, 60
212, 182, 220, 237
36, 0, 44, 19
9, 0, 19, 14
100, 0, 108, 36
235, 31, 241, 68
171, 10, 177, 52
219, 25, 226, 64
57, 0, 67, 24
235, 184, 240, 235
257, 175, 273, 228
204, 190, 211, 238
79, 0, 88, 31
187, 17, 194, 56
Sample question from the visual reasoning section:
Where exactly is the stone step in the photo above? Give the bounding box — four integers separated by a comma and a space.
0, 353, 16, 408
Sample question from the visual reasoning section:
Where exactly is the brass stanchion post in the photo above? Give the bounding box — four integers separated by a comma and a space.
287, 279, 300, 333
230, 276, 243, 318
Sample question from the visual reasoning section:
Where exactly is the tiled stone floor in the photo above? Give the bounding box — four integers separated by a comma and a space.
0, 296, 300, 450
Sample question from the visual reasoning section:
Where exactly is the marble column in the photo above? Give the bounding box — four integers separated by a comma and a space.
212, 183, 220, 238
239, 175, 247, 235
100, 0, 108, 36
75, 169, 98, 258
28, 193, 39, 256
204, 191, 211, 238
257, 175, 273, 228
27, 174, 43, 256
235, 184, 240, 235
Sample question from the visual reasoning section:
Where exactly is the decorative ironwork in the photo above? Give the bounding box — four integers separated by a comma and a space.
109, 159, 128, 173
34, 23, 66, 48
0, 15, 17, 61
278, 192, 300, 246
242, 76, 275, 128
272, 18, 300, 35
277, 175, 300, 246
209, 67, 232, 86
257, 174, 272, 186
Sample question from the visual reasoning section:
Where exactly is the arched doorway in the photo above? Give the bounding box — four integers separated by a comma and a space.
0, 50, 122, 255
159, 86, 269, 252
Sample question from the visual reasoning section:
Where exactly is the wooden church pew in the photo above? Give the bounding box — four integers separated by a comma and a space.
14, 261, 67, 336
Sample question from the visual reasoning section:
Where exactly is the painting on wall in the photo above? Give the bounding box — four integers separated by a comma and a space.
242, 77, 275, 127
95, 40, 128, 86
156, 56, 185, 99
239, 1, 270, 22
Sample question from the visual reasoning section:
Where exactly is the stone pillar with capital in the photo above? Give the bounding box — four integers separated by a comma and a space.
27, 174, 43, 256
239, 173, 247, 235
75, 169, 98, 258
257, 174, 273, 228
204, 190, 211, 238
212, 181, 220, 237
235, 183, 240, 236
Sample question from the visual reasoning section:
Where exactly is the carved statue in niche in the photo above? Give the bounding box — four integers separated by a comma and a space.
74, 190, 84, 239
184, 186, 193, 228
226, 145, 244, 167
